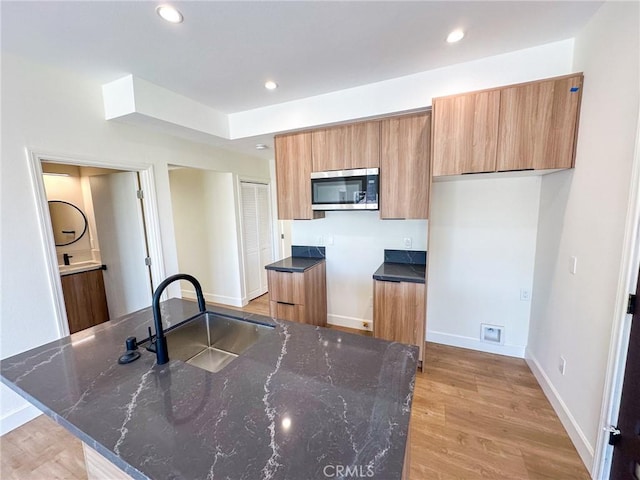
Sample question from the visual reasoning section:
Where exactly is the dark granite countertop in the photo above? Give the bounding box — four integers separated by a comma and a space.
373, 249, 427, 284
373, 263, 426, 283
1, 299, 417, 480
265, 256, 325, 273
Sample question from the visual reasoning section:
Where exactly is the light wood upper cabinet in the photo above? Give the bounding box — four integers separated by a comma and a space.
497, 74, 583, 171
274, 132, 324, 220
432, 90, 500, 176
432, 73, 583, 176
380, 112, 431, 219
312, 121, 380, 171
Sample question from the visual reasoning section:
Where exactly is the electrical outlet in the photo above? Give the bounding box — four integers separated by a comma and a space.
559, 356, 566, 375
403, 237, 412, 249
520, 289, 531, 301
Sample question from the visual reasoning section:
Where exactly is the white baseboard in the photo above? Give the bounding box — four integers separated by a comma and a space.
181, 289, 243, 308
327, 314, 372, 332
1, 403, 41, 436
426, 330, 525, 358
525, 349, 594, 474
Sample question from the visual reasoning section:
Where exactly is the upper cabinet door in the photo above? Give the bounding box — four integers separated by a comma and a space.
432, 90, 500, 176
274, 132, 324, 220
312, 121, 380, 171
380, 112, 431, 219
350, 121, 380, 169
497, 74, 583, 171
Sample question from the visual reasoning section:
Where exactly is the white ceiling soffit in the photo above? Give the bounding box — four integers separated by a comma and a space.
103, 39, 577, 143
3, 1, 602, 114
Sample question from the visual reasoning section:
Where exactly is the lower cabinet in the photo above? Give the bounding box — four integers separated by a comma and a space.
373, 279, 426, 367
61, 268, 110, 334
267, 262, 327, 326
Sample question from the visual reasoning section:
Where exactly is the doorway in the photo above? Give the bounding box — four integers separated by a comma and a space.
610, 265, 640, 478
167, 167, 274, 307
239, 181, 273, 301
31, 152, 164, 337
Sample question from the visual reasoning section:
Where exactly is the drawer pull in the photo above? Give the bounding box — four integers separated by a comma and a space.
277, 301, 295, 306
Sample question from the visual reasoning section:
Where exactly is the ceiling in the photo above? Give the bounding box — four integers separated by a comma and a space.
2, 1, 603, 157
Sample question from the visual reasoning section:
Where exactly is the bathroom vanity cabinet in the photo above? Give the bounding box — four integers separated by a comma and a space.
61, 268, 110, 333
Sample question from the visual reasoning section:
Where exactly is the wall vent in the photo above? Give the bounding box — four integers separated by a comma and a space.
480, 324, 505, 345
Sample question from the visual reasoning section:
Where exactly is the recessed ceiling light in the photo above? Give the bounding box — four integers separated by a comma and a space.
255, 143, 269, 150
446, 29, 465, 43
156, 5, 183, 24
264, 81, 278, 90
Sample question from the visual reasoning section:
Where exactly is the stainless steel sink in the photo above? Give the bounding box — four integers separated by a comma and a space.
164, 312, 275, 373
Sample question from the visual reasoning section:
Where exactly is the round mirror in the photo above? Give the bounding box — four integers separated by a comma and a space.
48, 201, 88, 246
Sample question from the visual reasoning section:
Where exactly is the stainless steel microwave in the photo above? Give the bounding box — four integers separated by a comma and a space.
311, 168, 379, 210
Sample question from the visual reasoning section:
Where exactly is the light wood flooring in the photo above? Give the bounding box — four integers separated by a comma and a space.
1, 295, 589, 479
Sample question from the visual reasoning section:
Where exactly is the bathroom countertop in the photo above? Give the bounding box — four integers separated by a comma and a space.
58, 261, 103, 276
1, 299, 417, 480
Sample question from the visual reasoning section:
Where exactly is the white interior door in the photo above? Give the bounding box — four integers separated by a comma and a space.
256, 184, 273, 293
89, 172, 152, 318
241, 182, 273, 301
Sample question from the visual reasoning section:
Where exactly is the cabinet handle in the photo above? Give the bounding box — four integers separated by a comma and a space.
377, 279, 401, 283
277, 301, 295, 306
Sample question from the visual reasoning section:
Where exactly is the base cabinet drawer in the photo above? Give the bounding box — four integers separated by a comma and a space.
270, 301, 306, 323
266, 261, 327, 327
267, 270, 305, 305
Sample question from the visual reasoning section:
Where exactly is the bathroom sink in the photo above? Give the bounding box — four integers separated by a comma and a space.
164, 312, 275, 373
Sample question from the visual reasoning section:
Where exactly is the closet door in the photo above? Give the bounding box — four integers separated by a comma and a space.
241, 182, 273, 301
255, 184, 273, 293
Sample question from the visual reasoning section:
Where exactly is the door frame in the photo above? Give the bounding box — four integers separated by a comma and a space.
594, 112, 640, 478
28, 149, 166, 337
236, 176, 274, 305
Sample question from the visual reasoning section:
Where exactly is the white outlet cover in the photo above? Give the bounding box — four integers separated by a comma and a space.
403, 237, 412, 248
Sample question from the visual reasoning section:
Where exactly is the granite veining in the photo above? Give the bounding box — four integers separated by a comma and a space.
383, 249, 427, 266
264, 257, 324, 273
373, 263, 426, 284
373, 250, 427, 283
291, 245, 326, 259
1, 299, 417, 480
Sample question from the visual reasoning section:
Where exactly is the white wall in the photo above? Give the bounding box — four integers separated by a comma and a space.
169, 168, 250, 306
427, 177, 541, 357
0, 53, 270, 433
230, 39, 575, 137
527, 2, 640, 473
292, 212, 427, 330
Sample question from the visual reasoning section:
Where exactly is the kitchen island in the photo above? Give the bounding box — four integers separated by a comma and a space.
1, 299, 418, 480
